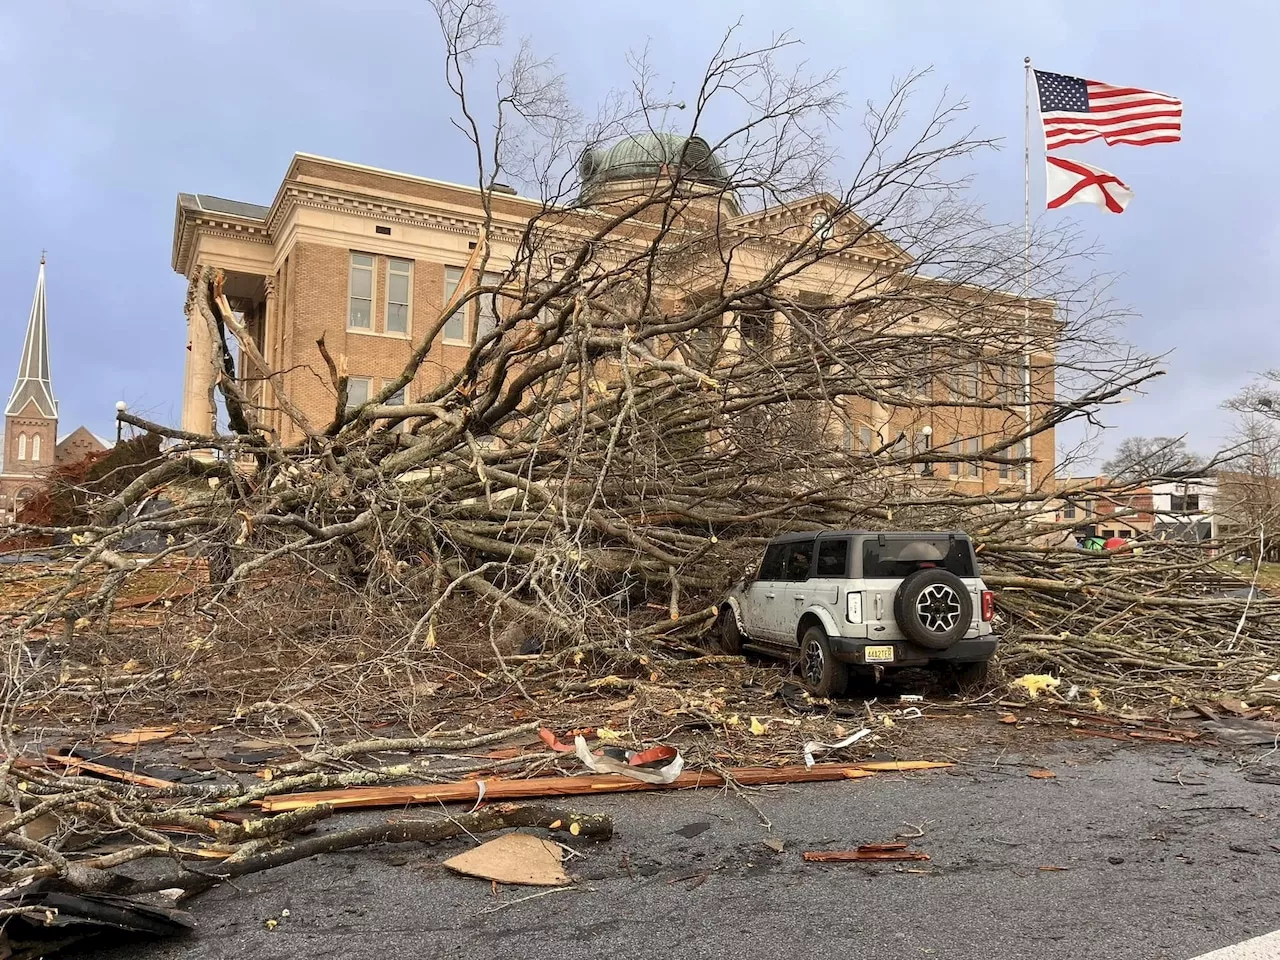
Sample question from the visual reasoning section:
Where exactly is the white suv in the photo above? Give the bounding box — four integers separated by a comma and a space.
718, 530, 997, 696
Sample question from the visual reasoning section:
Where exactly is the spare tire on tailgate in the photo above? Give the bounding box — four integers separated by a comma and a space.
892, 568, 972, 650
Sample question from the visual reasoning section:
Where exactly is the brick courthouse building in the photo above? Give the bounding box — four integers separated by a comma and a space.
172, 143, 1056, 492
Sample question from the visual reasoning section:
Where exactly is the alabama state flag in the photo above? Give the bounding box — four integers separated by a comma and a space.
1045, 155, 1134, 214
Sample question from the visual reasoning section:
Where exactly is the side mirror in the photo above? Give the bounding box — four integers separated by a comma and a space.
745, 564, 758, 581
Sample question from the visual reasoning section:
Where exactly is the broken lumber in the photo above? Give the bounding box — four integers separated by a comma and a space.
803, 843, 930, 863
258, 761, 952, 813
43, 753, 176, 789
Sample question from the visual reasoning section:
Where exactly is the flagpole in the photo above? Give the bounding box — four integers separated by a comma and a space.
1022, 56, 1034, 495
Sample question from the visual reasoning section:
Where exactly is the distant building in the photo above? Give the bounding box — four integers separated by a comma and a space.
1052, 476, 1154, 540
1149, 475, 1218, 544
0, 258, 108, 524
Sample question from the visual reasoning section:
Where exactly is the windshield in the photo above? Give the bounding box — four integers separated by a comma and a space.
862, 537, 975, 578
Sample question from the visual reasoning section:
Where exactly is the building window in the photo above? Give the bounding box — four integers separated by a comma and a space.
443, 268, 503, 344
16, 433, 26, 460
997, 362, 1029, 405
947, 440, 960, 477
386, 259, 412, 334
443, 267, 468, 342
382, 383, 407, 432
859, 426, 875, 451
30, 434, 40, 462
909, 346, 933, 397
1171, 493, 1200, 513
1000, 439, 1028, 481
738, 311, 774, 350
476, 272, 503, 342
947, 354, 981, 399
346, 376, 371, 411
964, 437, 980, 478
348, 253, 374, 329
1062, 502, 1077, 520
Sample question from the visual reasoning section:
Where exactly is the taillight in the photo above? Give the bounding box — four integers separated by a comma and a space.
981, 590, 995, 622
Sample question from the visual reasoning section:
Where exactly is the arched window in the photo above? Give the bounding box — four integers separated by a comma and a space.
15, 487, 34, 512
16, 433, 26, 461
30, 434, 40, 462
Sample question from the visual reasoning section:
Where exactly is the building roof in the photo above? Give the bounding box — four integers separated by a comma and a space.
579, 134, 731, 192
5, 257, 57, 419
177, 193, 270, 221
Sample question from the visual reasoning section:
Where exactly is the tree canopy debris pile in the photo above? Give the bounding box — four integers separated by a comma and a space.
984, 540, 1280, 704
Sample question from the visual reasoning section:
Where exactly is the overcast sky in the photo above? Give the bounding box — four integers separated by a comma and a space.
1, 0, 1273, 463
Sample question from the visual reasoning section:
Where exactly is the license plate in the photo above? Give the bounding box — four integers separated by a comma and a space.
864, 645, 896, 663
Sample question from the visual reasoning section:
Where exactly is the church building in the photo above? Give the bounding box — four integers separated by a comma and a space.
0, 257, 108, 525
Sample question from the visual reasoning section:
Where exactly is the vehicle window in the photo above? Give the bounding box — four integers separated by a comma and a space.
783, 540, 815, 581
756, 543, 787, 580
862, 538, 975, 578
815, 539, 850, 577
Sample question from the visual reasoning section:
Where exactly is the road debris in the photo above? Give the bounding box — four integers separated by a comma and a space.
802, 728, 871, 768
803, 843, 930, 863
674, 822, 711, 839
1028, 769, 1057, 779
42, 752, 176, 789
0, 877, 194, 957
573, 735, 685, 784
105, 726, 179, 746
443, 833, 570, 887
1012, 674, 1062, 699
762, 838, 786, 854
259, 761, 951, 812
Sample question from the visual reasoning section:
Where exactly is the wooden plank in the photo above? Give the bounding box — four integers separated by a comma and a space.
850, 761, 953, 772
258, 763, 906, 813
804, 847, 930, 863
43, 753, 176, 789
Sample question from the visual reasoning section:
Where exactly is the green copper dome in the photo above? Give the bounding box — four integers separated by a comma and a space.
579, 133, 730, 191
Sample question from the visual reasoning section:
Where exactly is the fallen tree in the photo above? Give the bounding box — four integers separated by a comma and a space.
5, 5, 1165, 644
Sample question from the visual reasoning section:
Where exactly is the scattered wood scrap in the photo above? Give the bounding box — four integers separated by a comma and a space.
803, 843, 929, 863
443, 833, 569, 887
42, 752, 175, 789
106, 727, 179, 746
258, 761, 952, 813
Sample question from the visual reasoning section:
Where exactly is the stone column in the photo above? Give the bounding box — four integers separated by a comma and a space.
262, 277, 278, 436
182, 284, 218, 436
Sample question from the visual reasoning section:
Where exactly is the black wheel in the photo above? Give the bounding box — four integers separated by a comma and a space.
799, 625, 848, 698
893, 569, 973, 650
950, 660, 990, 691
717, 607, 743, 654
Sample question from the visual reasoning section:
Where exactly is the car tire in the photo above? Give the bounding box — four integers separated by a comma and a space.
717, 607, 743, 654
950, 660, 990, 691
893, 569, 973, 650
800, 625, 848, 698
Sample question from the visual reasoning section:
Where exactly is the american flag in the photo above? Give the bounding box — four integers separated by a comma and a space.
1035, 70, 1182, 150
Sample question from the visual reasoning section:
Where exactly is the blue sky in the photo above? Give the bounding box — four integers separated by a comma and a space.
1, 0, 1274, 462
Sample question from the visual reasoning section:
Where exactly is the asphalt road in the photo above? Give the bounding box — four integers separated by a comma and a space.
81, 737, 1280, 960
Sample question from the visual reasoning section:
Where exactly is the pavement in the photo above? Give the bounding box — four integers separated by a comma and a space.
79, 736, 1280, 960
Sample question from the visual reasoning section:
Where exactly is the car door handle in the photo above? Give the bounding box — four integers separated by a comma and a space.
793, 595, 805, 602
765, 593, 776, 599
